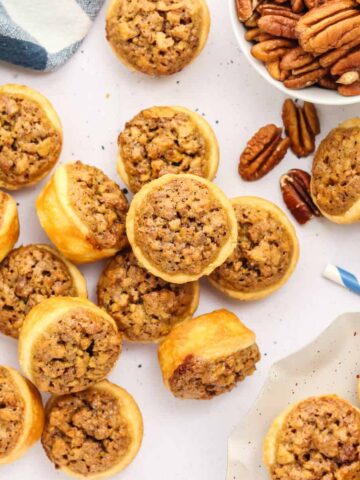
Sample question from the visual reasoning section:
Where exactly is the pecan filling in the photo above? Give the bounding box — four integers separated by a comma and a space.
0, 367, 25, 458
0, 94, 61, 187
42, 390, 130, 475
67, 162, 129, 250
0, 245, 77, 339
135, 177, 230, 275
210, 204, 293, 293
31, 309, 121, 393
119, 109, 208, 192
271, 397, 360, 480
312, 125, 360, 216
106, 0, 202, 75
98, 249, 196, 341
169, 344, 260, 399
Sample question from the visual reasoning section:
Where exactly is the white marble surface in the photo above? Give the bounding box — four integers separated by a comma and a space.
1, 1, 360, 479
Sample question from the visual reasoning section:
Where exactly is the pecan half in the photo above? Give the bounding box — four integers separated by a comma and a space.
245, 28, 274, 42
291, 0, 305, 13
258, 5, 300, 39
337, 80, 360, 95
296, 0, 360, 55
244, 11, 260, 27
239, 124, 290, 181
284, 66, 327, 89
236, 0, 261, 21
282, 99, 320, 157
266, 60, 290, 81
318, 74, 338, 89
319, 38, 360, 68
251, 38, 296, 62
280, 47, 316, 71
331, 49, 360, 78
280, 169, 321, 224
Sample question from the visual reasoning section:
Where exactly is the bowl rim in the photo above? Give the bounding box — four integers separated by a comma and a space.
228, 0, 360, 106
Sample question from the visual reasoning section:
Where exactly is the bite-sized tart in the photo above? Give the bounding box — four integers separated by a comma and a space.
97, 248, 199, 342
42, 380, 143, 479
0, 244, 87, 339
106, 0, 210, 76
208, 197, 299, 301
158, 309, 260, 400
117, 106, 219, 193
311, 118, 360, 224
36, 161, 129, 263
0, 191, 19, 262
263, 395, 360, 480
18, 297, 122, 395
0, 84, 62, 190
126, 173, 238, 283
0, 365, 44, 465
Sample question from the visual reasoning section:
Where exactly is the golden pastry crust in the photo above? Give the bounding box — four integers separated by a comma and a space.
0, 244, 87, 339
117, 106, 219, 192
36, 161, 129, 263
126, 173, 238, 283
311, 118, 360, 224
42, 380, 143, 480
208, 197, 299, 301
0, 365, 44, 465
97, 249, 199, 342
106, 0, 210, 76
158, 309, 260, 399
18, 297, 122, 395
263, 395, 360, 480
0, 84, 62, 190
0, 191, 19, 262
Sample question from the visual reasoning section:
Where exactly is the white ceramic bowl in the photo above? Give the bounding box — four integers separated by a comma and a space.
228, 0, 360, 106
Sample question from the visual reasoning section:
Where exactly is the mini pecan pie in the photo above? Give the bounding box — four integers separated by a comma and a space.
158, 309, 260, 400
0, 84, 62, 190
36, 161, 129, 263
97, 249, 199, 342
0, 244, 87, 339
208, 197, 299, 301
19, 297, 122, 395
0, 191, 19, 262
311, 118, 360, 224
264, 395, 360, 480
106, 0, 210, 76
126, 173, 238, 283
117, 106, 219, 193
0, 366, 44, 465
42, 380, 143, 479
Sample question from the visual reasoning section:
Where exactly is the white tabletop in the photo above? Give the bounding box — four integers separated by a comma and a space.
1, 2, 360, 479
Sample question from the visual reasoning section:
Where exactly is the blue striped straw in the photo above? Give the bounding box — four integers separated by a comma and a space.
323, 264, 360, 295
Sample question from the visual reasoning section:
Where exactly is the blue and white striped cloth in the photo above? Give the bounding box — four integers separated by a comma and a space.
0, 0, 104, 71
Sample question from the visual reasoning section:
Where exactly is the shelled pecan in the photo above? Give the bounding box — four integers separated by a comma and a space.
284, 66, 327, 89
257, 5, 300, 39
282, 99, 320, 157
236, 0, 261, 21
266, 60, 290, 81
239, 124, 290, 181
331, 50, 360, 84
318, 75, 338, 90
296, 0, 360, 55
251, 39, 296, 62
280, 169, 321, 224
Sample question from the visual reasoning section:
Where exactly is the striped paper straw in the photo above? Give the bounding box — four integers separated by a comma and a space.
323, 264, 360, 295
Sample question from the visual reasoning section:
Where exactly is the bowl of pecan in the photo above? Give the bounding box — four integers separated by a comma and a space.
229, 0, 360, 104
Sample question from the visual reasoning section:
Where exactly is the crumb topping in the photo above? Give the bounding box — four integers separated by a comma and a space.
0, 93, 61, 188
31, 309, 121, 394
169, 344, 260, 399
0, 245, 77, 339
97, 249, 196, 341
0, 367, 25, 458
134, 177, 230, 275
67, 162, 129, 250
312, 125, 360, 216
106, 0, 203, 75
42, 389, 130, 475
271, 396, 360, 480
210, 203, 293, 293
119, 108, 208, 192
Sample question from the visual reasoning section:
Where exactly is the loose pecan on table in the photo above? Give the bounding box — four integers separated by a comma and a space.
280, 169, 321, 224
282, 99, 320, 157
239, 124, 290, 181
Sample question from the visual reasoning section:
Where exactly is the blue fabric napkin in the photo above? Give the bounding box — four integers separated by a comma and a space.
0, 0, 104, 72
